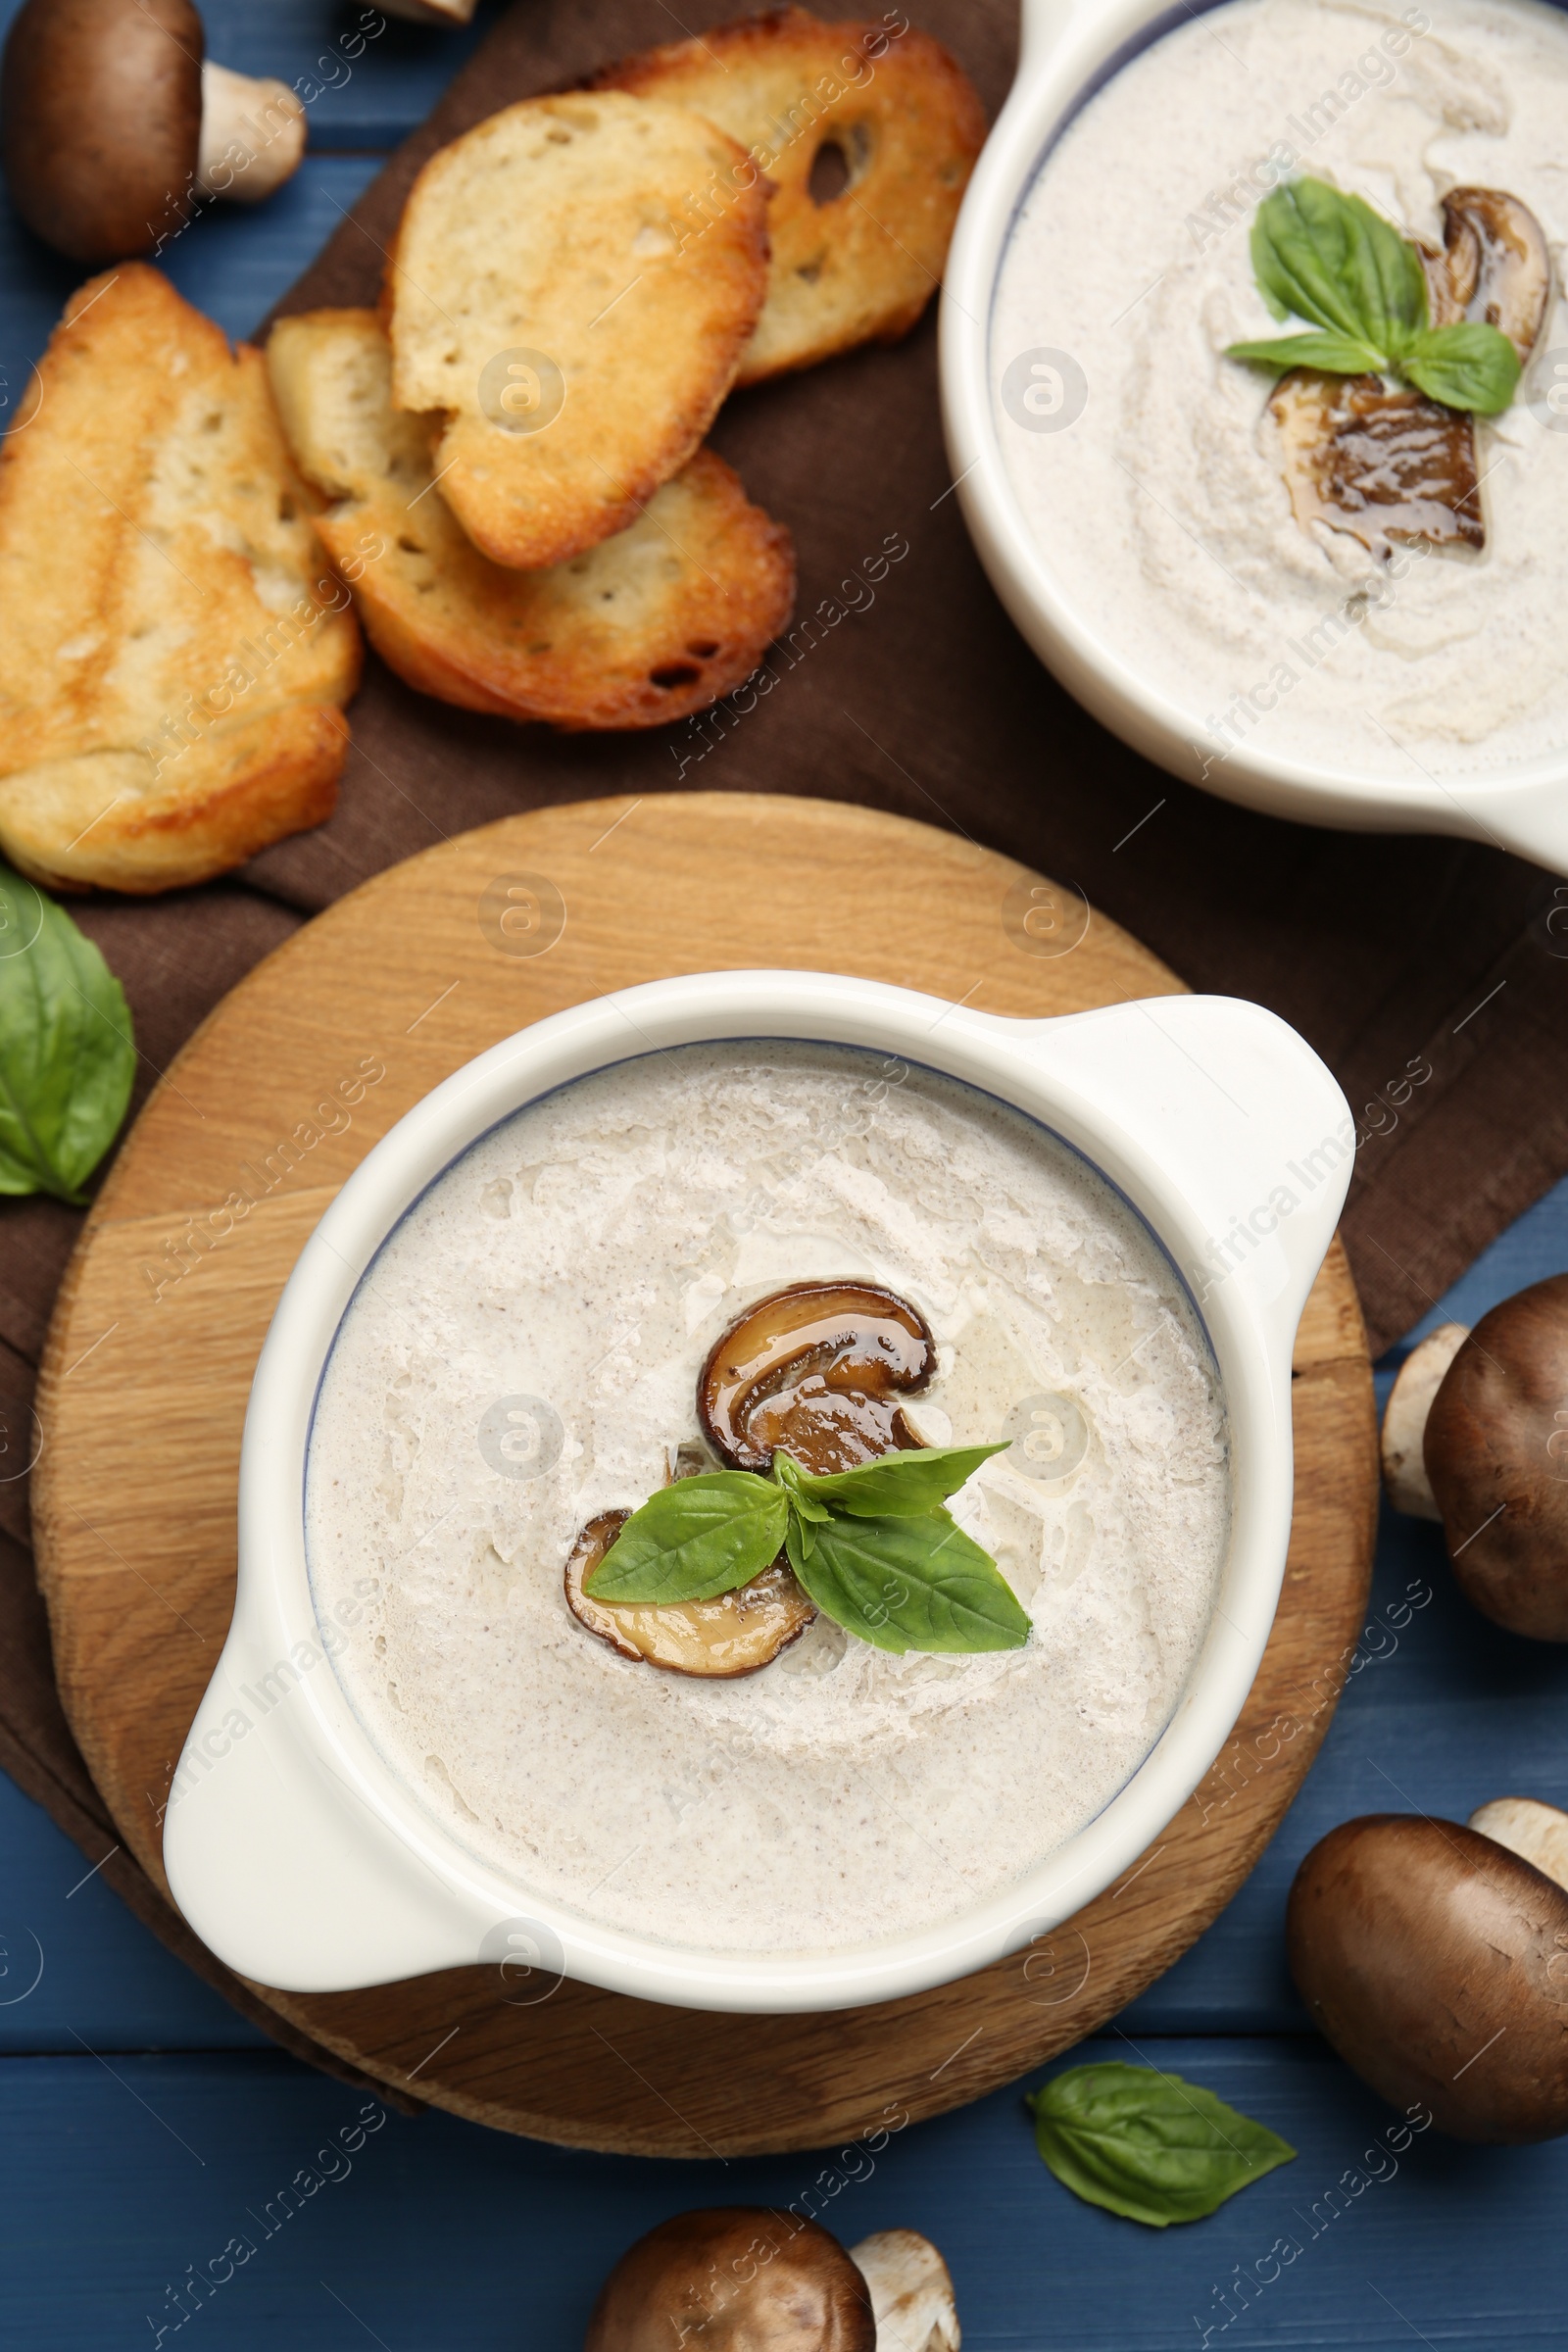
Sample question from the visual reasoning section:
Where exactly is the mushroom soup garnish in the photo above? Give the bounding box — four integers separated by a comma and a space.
1230, 178, 1548, 558
699, 1280, 936, 1473
581, 1422, 1026, 1661
572, 1280, 1029, 1674
564, 1508, 816, 1677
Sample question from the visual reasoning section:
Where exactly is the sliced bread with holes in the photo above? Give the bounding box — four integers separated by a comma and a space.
387, 91, 771, 571
269, 308, 795, 729
0, 266, 360, 893
593, 9, 985, 384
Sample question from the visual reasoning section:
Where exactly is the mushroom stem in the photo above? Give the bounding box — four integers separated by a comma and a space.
848, 2231, 960, 2352
195, 59, 306, 203
379, 0, 478, 18
1380, 1321, 1470, 1518
1470, 1797, 1568, 1895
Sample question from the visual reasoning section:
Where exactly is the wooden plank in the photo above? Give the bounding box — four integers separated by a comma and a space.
0, 2038, 1562, 2349
32, 794, 1378, 2153
0, 1775, 266, 2052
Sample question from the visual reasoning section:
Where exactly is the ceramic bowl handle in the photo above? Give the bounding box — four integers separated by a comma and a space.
1463, 780, 1568, 881
1003, 995, 1353, 1365
164, 1642, 491, 1990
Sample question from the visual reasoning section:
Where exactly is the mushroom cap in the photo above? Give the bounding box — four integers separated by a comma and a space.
564, 1509, 815, 1676
2, 0, 204, 264
1424, 1271, 1568, 1640
1441, 187, 1552, 361
699, 1280, 935, 1474
583, 2208, 875, 2351
1288, 1814, 1568, 2142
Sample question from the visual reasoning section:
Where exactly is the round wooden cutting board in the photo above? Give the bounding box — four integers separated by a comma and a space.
34, 793, 1377, 2156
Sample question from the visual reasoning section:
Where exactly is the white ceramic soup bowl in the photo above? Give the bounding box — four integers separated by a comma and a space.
165, 969, 1350, 2013
941, 0, 1568, 877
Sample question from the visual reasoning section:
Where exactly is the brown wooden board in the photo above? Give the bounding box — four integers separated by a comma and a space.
33, 794, 1377, 2155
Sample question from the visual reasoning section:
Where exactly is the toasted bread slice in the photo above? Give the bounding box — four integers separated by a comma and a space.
0, 266, 360, 894
268, 310, 795, 730
388, 91, 771, 572
593, 10, 985, 384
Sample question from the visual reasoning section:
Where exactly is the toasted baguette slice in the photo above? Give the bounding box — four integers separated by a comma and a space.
594, 9, 985, 384
388, 91, 771, 571
268, 310, 795, 730
0, 266, 360, 894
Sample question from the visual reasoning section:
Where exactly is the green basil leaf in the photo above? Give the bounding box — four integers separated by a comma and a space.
772, 1452, 831, 1521
586, 1473, 788, 1604
785, 1505, 1030, 1654
1340, 185, 1429, 352
1249, 178, 1425, 349
1225, 330, 1385, 376
1235, 177, 1520, 416
1027, 2064, 1297, 2228
0, 860, 135, 1204
1250, 180, 1376, 337
776, 1441, 1009, 1519
1402, 320, 1522, 415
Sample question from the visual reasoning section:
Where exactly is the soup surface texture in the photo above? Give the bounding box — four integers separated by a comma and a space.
305, 1044, 1229, 1954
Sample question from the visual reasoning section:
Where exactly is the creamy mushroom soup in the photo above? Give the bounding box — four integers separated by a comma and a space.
304, 1043, 1230, 1955
992, 0, 1568, 780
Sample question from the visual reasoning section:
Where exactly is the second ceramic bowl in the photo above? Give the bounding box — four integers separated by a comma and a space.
941, 0, 1568, 876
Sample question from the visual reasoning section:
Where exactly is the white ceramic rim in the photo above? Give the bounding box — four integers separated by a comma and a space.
165, 970, 1350, 2011
940, 0, 1568, 877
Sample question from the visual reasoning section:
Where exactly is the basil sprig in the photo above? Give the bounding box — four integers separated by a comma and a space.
0, 860, 136, 1204
585, 1471, 790, 1606
1227, 177, 1520, 416
1028, 2064, 1296, 2228
586, 1441, 1031, 1655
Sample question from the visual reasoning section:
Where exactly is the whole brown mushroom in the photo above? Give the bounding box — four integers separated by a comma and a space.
1381, 1273, 1568, 1639
1287, 1807, 1568, 2141
583, 2209, 875, 2352
583, 2210, 960, 2352
1, 0, 305, 266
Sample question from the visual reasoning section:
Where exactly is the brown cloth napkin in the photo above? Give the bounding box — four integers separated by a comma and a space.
6, 0, 1568, 2080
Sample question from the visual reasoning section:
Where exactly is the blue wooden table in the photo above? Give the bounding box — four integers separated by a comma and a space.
4, 7, 1568, 2342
